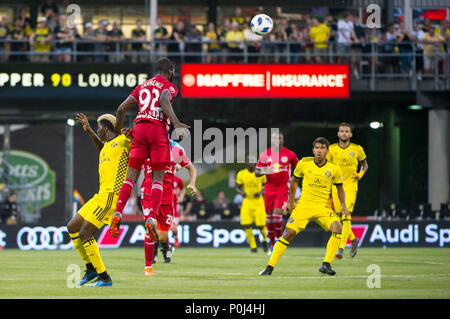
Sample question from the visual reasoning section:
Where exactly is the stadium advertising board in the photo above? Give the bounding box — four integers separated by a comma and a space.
181, 64, 350, 98
1, 221, 449, 250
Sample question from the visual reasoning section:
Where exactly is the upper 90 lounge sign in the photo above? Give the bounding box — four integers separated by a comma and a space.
181, 64, 349, 99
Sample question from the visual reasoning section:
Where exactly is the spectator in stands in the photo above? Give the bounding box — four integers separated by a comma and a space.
325, 15, 338, 43
396, 20, 414, 75
309, 16, 330, 63
411, 22, 425, 80
421, 17, 433, 34
231, 7, 245, 27
93, 20, 108, 62
130, 19, 147, 63
168, 20, 186, 65
40, 0, 59, 16
383, 23, 398, 74
18, 6, 32, 37
337, 13, 359, 73
219, 17, 231, 63
0, 15, 10, 63
154, 17, 170, 60
205, 22, 220, 63
225, 21, 244, 62
82, 22, 95, 62
9, 16, 28, 62
288, 22, 303, 63
185, 24, 202, 63
365, 25, 383, 73
29, 17, 52, 62
54, 15, 75, 63
212, 191, 230, 211
183, 189, 207, 221
0, 192, 18, 225
44, 7, 59, 35
302, 17, 313, 63
436, 19, 449, 73
107, 21, 125, 63
421, 27, 445, 75
351, 15, 365, 79
273, 16, 290, 63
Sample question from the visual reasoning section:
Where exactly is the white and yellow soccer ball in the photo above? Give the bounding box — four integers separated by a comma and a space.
250, 14, 273, 36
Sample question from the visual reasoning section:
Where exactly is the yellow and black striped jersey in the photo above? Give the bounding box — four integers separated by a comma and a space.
98, 134, 131, 195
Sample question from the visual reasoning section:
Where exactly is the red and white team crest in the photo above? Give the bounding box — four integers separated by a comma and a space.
97, 225, 129, 248
281, 156, 288, 163
345, 224, 369, 247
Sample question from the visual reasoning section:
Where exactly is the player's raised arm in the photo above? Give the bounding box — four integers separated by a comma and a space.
116, 96, 137, 134
159, 89, 190, 138
75, 113, 104, 152
184, 163, 198, 196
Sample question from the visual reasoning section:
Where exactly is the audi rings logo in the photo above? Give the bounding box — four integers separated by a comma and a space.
17, 226, 73, 251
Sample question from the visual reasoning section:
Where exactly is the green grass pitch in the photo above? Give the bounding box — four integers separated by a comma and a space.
1, 247, 449, 299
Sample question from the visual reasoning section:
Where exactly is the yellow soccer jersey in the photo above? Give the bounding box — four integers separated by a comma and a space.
327, 143, 366, 190
293, 157, 343, 208
98, 134, 131, 195
236, 168, 266, 199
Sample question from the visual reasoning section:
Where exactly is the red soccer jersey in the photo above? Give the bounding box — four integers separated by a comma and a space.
141, 141, 190, 205
129, 75, 178, 131
257, 147, 298, 194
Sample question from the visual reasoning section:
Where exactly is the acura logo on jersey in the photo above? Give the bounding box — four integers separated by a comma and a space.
17, 226, 73, 251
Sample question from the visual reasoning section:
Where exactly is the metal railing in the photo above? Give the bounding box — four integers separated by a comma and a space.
1, 39, 449, 90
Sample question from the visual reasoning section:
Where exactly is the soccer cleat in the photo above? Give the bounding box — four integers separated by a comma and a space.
335, 248, 344, 260
144, 267, 154, 276
145, 217, 159, 242
174, 237, 180, 248
109, 212, 122, 238
350, 237, 360, 258
250, 248, 257, 253
259, 265, 273, 276
163, 245, 175, 263
78, 270, 98, 286
319, 262, 336, 276
262, 241, 268, 253
83, 277, 113, 287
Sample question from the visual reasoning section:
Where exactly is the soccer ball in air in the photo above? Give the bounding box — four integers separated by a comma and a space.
250, 14, 273, 36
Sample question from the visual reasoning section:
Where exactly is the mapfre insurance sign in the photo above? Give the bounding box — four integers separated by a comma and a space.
181, 64, 349, 98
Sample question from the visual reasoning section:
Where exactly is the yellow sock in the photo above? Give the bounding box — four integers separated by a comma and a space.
324, 233, 342, 264
83, 238, 106, 274
245, 228, 257, 249
69, 232, 90, 265
268, 237, 290, 267
259, 226, 268, 243
340, 219, 355, 249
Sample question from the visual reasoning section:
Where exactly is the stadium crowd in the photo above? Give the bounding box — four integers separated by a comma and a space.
0, 3, 449, 77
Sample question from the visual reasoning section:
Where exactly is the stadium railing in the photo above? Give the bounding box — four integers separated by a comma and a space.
1, 39, 449, 90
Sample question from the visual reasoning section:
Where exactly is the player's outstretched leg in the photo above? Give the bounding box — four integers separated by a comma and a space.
259, 235, 292, 276
144, 233, 155, 276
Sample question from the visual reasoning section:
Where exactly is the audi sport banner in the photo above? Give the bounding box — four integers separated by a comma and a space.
181, 64, 350, 99
1, 221, 449, 250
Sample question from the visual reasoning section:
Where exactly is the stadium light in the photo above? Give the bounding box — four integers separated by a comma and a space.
370, 121, 383, 129
67, 118, 75, 127
408, 105, 423, 110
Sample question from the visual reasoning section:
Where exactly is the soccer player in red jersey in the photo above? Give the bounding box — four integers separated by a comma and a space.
171, 174, 185, 247
256, 132, 299, 252
142, 140, 197, 276
109, 58, 190, 241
